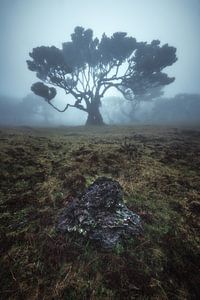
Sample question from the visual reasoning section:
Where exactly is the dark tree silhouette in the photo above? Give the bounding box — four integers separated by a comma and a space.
27, 26, 177, 125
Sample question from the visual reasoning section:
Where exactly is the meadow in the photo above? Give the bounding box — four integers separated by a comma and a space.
0, 125, 200, 299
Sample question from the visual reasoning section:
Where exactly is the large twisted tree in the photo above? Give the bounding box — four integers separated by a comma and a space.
27, 26, 177, 125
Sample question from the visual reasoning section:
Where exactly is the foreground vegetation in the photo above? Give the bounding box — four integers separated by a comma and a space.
0, 125, 200, 299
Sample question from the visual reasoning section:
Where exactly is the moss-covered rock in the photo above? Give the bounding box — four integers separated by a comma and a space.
57, 177, 142, 249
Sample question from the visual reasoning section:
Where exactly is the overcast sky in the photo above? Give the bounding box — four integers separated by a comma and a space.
0, 0, 200, 99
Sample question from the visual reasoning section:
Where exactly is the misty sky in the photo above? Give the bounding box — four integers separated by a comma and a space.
0, 0, 200, 100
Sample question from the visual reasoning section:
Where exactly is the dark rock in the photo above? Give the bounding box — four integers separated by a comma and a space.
188, 201, 200, 214
57, 177, 142, 249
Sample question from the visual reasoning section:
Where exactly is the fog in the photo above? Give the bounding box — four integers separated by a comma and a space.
0, 0, 200, 126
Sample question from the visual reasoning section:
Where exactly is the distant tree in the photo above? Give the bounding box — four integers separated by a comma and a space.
101, 96, 128, 124
0, 94, 55, 125
151, 93, 200, 123
0, 96, 20, 125
27, 26, 177, 125
120, 86, 164, 123
21, 94, 55, 124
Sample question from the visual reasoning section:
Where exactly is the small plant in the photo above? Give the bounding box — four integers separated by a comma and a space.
120, 137, 141, 160
114, 243, 124, 255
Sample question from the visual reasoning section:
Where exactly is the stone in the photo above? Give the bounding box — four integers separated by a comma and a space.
56, 177, 142, 249
189, 201, 200, 214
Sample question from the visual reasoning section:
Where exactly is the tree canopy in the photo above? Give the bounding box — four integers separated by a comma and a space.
27, 26, 177, 125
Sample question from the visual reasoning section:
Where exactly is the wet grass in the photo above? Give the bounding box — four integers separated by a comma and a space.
0, 125, 200, 299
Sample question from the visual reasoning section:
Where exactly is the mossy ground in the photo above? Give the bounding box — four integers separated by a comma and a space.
0, 125, 200, 299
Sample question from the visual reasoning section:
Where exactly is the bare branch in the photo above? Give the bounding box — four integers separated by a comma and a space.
46, 98, 88, 113
100, 82, 124, 98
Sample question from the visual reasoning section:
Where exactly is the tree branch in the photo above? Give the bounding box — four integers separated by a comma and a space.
100, 82, 124, 98
46, 98, 88, 113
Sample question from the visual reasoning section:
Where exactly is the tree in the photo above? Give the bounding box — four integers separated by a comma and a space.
27, 26, 177, 125
0, 94, 55, 125
21, 94, 55, 125
151, 93, 200, 124
121, 86, 164, 123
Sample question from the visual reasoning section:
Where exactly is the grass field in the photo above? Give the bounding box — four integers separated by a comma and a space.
0, 125, 200, 299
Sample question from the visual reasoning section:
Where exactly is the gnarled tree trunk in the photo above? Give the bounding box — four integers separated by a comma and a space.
86, 98, 104, 125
